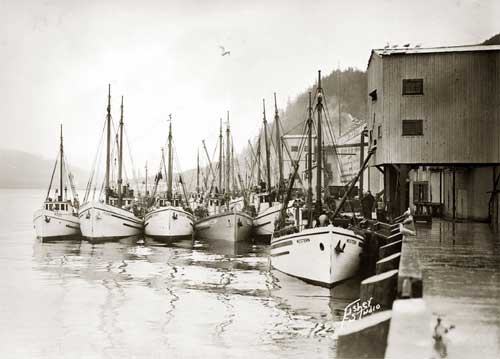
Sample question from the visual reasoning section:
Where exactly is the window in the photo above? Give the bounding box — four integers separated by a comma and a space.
378, 125, 382, 138
369, 89, 377, 101
55, 204, 59, 210
291, 145, 299, 152
402, 120, 423, 136
402, 79, 423, 95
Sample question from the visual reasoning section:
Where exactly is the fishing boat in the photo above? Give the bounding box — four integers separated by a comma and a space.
270, 71, 372, 287
33, 125, 81, 240
194, 115, 253, 242
144, 118, 194, 240
251, 94, 294, 238
79, 87, 143, 241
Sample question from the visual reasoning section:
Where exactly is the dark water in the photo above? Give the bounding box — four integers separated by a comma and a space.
0, 189, 359, 359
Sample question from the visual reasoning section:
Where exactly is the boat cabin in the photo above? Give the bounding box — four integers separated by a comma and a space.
108, 197, 134, 208
156, 198, 182, 208
44, 199, 77, 215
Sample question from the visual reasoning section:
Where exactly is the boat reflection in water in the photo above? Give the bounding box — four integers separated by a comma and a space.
144, 235, 194, 250
193, 236, 262, 257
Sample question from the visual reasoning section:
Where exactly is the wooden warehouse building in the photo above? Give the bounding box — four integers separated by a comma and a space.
366, 44, 500, 223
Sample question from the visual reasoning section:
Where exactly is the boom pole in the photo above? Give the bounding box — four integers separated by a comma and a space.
315, 70, 323, 215
105, 84, 111, 204
307, 92, 313, 226
59, 124, 63, 201
225, 112, 231, 205
219, 118, 223, 194
117, 96, 124, 207
263, 99, 271, 205
196, 148, 200, 194
274, 93, 284, 200
167, 114, 173, 201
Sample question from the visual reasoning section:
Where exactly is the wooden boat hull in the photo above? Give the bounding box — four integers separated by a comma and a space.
270, 225, 364, 287
253, 201, 294, 237
79, 201, 143, 241
33, 209, 81, 240
194, 211, 253, 242
144, 206, 193, 239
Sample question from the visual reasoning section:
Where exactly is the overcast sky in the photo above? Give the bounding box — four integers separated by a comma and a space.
0, 0, 497, 174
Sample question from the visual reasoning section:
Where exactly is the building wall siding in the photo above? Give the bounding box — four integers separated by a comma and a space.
369, 51, 500, 165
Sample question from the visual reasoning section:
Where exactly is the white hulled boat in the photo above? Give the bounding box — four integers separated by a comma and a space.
33, 125, 81, 241
271, 222, 364, 287
271, 72, 373, 287
194, 115, 253, 242
251, 94, 291, 239
144, 118, 194, 240
79, 87, 143, 241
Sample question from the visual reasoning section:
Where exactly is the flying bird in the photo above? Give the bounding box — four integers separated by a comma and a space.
219, 45, 230, 56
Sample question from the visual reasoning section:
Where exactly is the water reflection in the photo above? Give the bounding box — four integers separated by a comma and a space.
28, 233, 360, 359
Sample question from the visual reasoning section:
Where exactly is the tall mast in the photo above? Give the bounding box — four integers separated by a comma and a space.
59, 124, 63, 201
105, 84, 111, 205
218, 118, 223, 194
167, 114, 173, 201
316, 70, 323, 214
117, 96, 124, 207
274, 93, 284, 199
307, 92, 313, 225
231, 142, 236, 193
257, 136, 261, 186
196, 148, 200, 194
225, 112, 231, 199
263, 99, 271, 204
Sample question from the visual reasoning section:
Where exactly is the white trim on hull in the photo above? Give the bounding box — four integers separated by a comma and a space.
33, 209, 81, 240
144, 206, 193, 239
194, 211, 253, 242
270, 225, 364, 287
79, 201, 143, 241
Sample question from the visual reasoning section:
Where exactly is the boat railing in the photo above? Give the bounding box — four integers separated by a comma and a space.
273, 223, 308, 238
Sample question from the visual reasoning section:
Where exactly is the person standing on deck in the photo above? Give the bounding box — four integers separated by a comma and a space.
361, 191, 375, 219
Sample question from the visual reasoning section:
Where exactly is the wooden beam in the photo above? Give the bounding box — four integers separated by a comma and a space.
325, 142, 369, 149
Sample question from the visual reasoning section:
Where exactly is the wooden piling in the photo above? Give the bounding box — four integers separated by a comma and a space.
375, 252, 401, 274
360, 269, 398, 311
337, 310, 392, 359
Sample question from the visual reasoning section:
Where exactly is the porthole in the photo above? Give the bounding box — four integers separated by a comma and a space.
319, 243, 325, 251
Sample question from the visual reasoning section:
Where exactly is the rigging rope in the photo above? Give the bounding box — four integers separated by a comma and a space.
45, 150, 59, 201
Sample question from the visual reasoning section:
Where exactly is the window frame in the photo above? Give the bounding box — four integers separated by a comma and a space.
402, 78, 424, 95
402, 119, 424, 136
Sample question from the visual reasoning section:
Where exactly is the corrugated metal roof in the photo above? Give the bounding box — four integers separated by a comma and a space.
368, 44, 500, 68
373, 44, 500, 56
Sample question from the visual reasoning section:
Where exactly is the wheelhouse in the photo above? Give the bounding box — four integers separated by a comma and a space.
44, 201, 73, 212
157, 198, 182, 207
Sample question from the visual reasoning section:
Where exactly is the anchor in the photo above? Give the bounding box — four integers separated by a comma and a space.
335, 240, 346, 254
44, 216, 50, 223
172, 213, 178, 220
